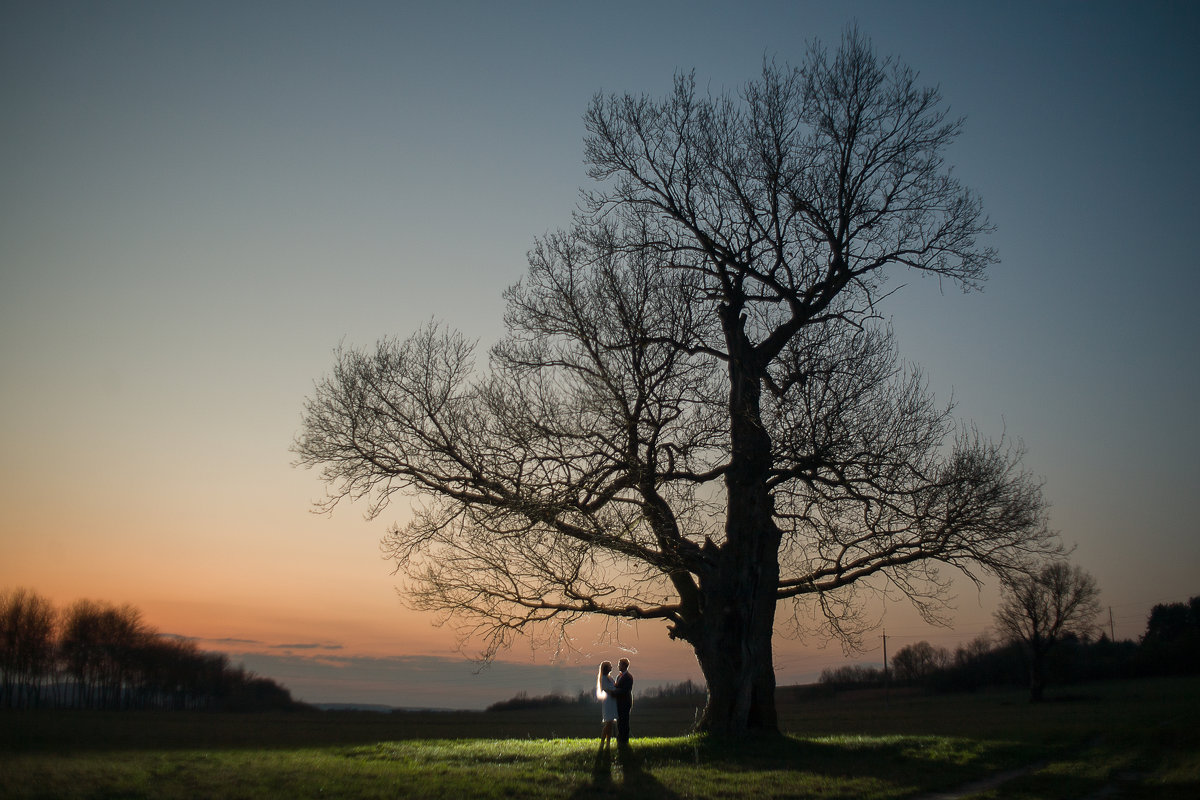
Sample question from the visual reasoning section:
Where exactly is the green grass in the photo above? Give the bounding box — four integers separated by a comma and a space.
1, 734, 1029, 799
2, 677, 1198, 799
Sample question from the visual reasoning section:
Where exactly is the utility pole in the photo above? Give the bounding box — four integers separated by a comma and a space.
882, 630, 889, 705
1109, 607, 1116, 641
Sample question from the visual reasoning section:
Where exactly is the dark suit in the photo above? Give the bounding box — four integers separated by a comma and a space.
614, 669, 633, 743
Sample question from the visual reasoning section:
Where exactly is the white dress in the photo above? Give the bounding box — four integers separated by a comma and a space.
600, 674, 619, 722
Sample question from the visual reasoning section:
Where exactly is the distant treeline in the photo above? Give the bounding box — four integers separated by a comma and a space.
488, 597, 1200, 711
821, 595, 1200, 694
487, 678, 705, 712
0, 587, 305, 712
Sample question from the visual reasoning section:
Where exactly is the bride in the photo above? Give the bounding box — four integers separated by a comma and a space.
596, 661, 618, 749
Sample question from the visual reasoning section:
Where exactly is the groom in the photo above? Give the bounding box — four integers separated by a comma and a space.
613, 658, 634, 744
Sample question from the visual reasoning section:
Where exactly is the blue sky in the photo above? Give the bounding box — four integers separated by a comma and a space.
2, 1, 1198, 708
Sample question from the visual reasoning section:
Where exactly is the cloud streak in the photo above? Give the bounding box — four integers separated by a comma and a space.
161, 634, 266, 647
271, 642, 344, 651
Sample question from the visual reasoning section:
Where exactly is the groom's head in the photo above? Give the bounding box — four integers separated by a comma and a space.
618, 658, 630, 672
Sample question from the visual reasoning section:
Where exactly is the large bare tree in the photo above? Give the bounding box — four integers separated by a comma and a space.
295, 28, 1059, 734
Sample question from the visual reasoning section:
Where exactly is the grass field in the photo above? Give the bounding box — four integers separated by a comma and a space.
2, 677, 1197, 799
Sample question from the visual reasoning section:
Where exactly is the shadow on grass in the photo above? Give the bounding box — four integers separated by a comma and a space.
568, 742, 684, 800
565, 733, 1037, 800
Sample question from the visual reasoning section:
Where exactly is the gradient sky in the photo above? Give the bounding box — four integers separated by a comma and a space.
3, 0, 1198, 709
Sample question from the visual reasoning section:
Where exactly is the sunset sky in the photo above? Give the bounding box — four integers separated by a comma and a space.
3, 1, 1198, 709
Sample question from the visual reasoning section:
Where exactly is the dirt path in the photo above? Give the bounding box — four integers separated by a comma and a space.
909, 761, 1138, 800
908, 763, 1046, 800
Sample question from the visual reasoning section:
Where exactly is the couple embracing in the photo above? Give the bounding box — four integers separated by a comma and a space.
595, 657, 633, 749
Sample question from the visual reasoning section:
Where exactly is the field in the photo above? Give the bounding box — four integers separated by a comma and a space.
2, 677, 1197, 799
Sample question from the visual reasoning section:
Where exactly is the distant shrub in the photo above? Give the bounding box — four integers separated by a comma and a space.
487, 679, 707, 713
818, 664, 885, 690
640, 679, 704, 703
486, 691, 581, 712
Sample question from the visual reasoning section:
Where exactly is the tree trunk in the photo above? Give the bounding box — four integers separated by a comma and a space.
690, 519, 782, 735
689, 303, 783, 735
1028, 650, 1047, 703
691, 563, 780, 733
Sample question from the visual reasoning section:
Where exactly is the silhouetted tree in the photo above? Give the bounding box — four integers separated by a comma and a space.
0, 588, 57, 708
295, 27, 1059, 735
58, 600, 151, 709
994, 562, 1101, 701
1139, 596, 1200, 675
891, 641, 950, 685
99, 603, 151, 709
60, 599, 102, 708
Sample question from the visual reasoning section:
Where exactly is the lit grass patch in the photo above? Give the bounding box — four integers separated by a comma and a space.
1, 733, 1025, 800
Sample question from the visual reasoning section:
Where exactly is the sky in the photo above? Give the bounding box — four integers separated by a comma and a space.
2, 0, 1198, 709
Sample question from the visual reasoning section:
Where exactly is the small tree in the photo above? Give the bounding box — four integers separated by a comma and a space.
994, 562, 1101, 701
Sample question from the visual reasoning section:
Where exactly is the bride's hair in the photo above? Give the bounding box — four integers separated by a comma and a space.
596, 661, 612, 699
